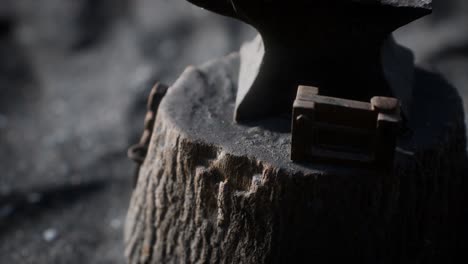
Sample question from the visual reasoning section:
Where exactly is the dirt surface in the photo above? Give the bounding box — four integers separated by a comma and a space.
0, 0, 467, 263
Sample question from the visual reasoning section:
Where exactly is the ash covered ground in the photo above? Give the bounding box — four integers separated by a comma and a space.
0, 0, 467, 263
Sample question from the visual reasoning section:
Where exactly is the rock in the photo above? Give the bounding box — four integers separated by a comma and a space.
42, 228, 59, 242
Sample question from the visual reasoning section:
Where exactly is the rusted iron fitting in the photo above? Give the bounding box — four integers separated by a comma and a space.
291, 85, 401, 168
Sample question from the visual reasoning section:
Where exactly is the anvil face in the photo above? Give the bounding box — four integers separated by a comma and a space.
186, 0, 432, 122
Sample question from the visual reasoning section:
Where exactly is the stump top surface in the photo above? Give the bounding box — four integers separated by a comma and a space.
159, 53, 464, 176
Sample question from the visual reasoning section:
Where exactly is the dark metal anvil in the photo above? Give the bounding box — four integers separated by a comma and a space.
186, 0, 432, 122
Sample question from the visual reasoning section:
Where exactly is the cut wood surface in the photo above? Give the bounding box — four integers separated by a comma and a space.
125, 53, 468, 264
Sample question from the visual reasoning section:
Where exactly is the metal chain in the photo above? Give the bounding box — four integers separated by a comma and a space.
128, 82, 169, 187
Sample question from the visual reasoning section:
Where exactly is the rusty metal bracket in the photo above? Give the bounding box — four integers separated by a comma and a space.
128, 82, 169, 186
291, 85, 401, 168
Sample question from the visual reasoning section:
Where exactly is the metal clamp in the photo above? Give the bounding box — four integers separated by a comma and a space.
291, 85, 401, 168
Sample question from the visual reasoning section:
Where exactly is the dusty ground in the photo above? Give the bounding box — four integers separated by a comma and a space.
0, 0, 467, 263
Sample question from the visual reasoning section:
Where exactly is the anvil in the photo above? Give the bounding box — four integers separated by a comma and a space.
186, 0, 432, 122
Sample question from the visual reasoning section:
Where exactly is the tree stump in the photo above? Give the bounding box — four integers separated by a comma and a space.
124, 53, 467, 264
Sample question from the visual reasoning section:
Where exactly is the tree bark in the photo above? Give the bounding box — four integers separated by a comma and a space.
125, 53, 468, 264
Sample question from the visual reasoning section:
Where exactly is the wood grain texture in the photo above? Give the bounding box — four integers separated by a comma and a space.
125, 53, 467, 264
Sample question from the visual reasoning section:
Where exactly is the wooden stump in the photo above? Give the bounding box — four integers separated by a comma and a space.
124, 53, 468, 264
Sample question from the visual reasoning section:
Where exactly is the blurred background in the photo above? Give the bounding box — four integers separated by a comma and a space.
0, 0, 467, 263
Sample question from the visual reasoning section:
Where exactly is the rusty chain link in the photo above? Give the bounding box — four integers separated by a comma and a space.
128, 82, 169, 187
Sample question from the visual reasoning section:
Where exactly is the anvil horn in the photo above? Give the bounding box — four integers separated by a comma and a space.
186, 0, 432, 122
